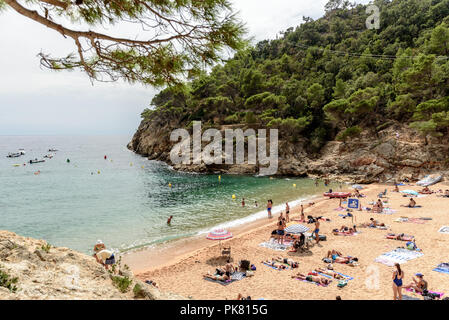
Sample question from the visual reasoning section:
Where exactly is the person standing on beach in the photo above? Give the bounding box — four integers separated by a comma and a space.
254, 201, 258, 208
277, 216, 286, 244
267, 200, 273, 219
392, 263, 404, 300
315, 179, 319, 187
242, 198, 245, 207
300, 204, 305, 222
285, 203, 290, 222
314, 219, 320, 244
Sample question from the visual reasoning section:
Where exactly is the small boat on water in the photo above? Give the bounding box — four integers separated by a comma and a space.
43, 154, 54, 159
48, 148, 58, 152
6, 150, 26, 158
416, 174, 442, 187
29, 159, 45, 164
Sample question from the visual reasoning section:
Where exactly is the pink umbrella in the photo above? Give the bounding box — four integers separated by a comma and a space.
207, 229, 233, 241
207, 229, 233, 249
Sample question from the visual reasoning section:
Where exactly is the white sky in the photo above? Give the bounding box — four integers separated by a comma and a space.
0, 0, 371, 135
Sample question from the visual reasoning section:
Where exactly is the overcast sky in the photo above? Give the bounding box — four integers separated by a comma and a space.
0, 0, 371, 135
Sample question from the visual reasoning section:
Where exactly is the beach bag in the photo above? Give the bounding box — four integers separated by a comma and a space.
240, 260, 250, 271
250, 264, 256, 271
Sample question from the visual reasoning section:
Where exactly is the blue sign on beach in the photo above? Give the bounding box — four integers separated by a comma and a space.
347, 198, 359, 209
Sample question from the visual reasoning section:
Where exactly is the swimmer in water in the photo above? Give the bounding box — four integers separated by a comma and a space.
167, 216, 173, 225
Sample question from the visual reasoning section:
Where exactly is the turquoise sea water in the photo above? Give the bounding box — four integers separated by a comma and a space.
0, 135, 330, 254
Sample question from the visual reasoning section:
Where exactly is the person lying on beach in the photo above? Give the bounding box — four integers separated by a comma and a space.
387, 233, 414, 241
333, 225, 357, 235
315, 268, 345, 280
261, 259, 288, 270
204, 271, 230, 281
326, 250, 358, 264
292, 272, 331, 285
359, 218, 386, 228
404, 273, 428, 293
401, 198, 417, 208
216, 261, 235, 275
273, 256, 299, 268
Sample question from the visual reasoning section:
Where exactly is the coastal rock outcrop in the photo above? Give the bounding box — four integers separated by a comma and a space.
0, 231, 187, 300
128, 120, 449, 183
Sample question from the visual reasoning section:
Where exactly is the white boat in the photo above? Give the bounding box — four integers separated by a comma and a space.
416, 174, 442, 187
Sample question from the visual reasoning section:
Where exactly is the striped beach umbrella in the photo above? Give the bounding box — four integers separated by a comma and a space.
284, 224, 309, 234
207, 229, 233, 241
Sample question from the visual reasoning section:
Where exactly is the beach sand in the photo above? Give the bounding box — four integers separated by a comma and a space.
124, 183, 449, 300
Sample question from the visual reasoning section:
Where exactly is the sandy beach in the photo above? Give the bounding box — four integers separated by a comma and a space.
124, 183, 449, 300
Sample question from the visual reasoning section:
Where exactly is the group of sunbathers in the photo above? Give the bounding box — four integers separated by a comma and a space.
203, 261, 236, 281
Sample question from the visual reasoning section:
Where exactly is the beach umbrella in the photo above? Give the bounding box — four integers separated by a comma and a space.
352, 184, 363, 190
401, 190, 419, 196
207, 229, 233, 247
284, 224, 309, 234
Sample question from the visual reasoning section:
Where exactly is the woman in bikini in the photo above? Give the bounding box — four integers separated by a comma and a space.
204, 272, 231, 281
285, 203, 290, 222
274, 256, 299, 268
261, 259, 287, 270
392, 263, 404, 300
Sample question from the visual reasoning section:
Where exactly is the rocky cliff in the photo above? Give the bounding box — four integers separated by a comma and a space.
128, 119, 449, 183
0, 231, 186, 300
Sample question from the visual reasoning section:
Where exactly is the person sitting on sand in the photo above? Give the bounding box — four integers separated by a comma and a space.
290, 233, 306, 253
95, 249, 115, 270
204, 271, 230, 281
421, 186, 431, 194
93, 240, 106, 254
393, 184, 400, 192
262, 259, 288, 270
216, 260, 235, 277
273, 256, 299, 268
373, 199, 384, 213
315, 268, 345, 280
404, 273, 428, 294
401, 198, 417, 208
292, 272, 331, 285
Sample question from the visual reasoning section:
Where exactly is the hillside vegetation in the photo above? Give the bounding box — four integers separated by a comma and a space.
140, 0, 449, 152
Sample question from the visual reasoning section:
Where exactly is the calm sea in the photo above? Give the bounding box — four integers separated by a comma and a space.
0, 135, 329, 254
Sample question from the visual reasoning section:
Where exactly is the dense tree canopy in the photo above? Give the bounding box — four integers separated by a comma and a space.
143, 0, 449, 149
1, 0, 245, 85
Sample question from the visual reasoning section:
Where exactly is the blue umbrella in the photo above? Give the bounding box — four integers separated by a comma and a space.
284, 224, 309, 234
401, 190, 419, 196
352, 184, 363, 190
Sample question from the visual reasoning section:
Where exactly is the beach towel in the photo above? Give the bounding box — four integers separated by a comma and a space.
262, 261, 290, 271
316, 271, 353, 281
405, 288, 444, 298
379, 208, 396, 215
375, 248, 423, 266
394, 218, 426, 224
433, 263, 449, 275
203, 272, 246, 286
438, 226, 449, 234
259, 240, 292, 251
334, 207, 345, 211
295, 277, 330, 287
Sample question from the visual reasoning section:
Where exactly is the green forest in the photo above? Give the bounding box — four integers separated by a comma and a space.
141, 0, 449, 152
